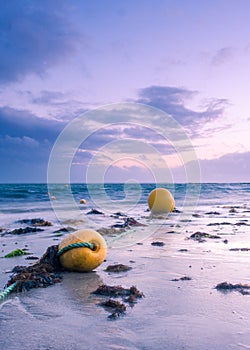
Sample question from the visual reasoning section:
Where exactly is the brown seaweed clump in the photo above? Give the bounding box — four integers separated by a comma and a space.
105, 264, 132, 273
99, 299, 127, 319
93, 284, 144, 319
5, 245, 63, 292
151, 241, 165, 247
171, 276, 192, 282
189, 232, 221, 242
17, 218, 52, 226
93, 284, 144, 298
215, 282, 250, 295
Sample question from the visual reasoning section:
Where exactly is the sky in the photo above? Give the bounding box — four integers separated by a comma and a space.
1, 0, 250, 183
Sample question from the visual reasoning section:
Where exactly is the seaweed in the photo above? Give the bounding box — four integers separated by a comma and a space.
105, 264, 132, 273
151, 241, 165, 247
17, 218, 52, 226
4, 248, 29, 258
99, 299, 126, 319
93, 284, 144, 299
86, 208, 104, 215
4, 227, 44, 235
93, 284, 144, 319
207, 222, 231, 226
171, 276, 192, 282
189, 232, 221, 242
112, 217, 146, 228
5, 245, 63, 292
229, 247, 250, 251
205, 211, 221, 215
97, 227, 126, 236
215, 281, 250, 295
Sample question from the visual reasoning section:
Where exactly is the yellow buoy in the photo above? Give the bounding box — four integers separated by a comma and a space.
58, 229, 107, 272
79, 198, 86, 204
148, 188, 175, 214
50, 195, 56, 200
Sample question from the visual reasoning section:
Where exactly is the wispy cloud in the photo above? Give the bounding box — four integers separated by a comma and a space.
137, 85, 228, 136
211, 46, 235, 66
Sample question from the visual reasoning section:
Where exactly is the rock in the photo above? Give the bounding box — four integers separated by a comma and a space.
86, 208, 104, 215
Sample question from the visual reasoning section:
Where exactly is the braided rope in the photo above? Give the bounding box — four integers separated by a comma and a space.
56, 242, 95, 257
0, 281, 18, 301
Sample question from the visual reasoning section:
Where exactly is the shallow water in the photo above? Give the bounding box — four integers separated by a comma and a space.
1, 183, 250, 349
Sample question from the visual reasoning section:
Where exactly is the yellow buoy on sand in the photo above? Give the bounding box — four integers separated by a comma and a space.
148, 188, 175, 214
58, 229, 107, 272
79, 198, 86, 204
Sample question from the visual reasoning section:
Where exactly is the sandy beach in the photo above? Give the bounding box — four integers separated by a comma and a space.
1, 196, 250, 350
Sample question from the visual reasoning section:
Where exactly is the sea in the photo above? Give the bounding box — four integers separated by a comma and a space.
1, 182, 250, 226
1, 182, 250, 249
1, 183, 250, 350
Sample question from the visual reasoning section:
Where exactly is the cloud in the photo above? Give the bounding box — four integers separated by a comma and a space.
30, 90, 88, 121
0, 106, 64, 141
190, 151, 250, 183
137, 85, 228, 136
0, 106, 65, 182
3, 135, 39, 147
0, 1, 82, 84
211, 46, 235, 66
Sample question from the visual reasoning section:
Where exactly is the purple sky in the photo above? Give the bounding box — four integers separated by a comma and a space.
1, 0, 250, 183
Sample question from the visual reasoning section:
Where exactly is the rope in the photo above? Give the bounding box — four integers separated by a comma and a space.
0, 243, 94, 302
0, 281, 18, 301
56, 242, 95, 257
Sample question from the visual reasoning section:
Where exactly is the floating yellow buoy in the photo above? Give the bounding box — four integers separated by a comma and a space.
58, 229, 107, 272
65, 184, 69, 188
148, 188, 175, 214
79, 198, 86, 204
50, 196, 56, 200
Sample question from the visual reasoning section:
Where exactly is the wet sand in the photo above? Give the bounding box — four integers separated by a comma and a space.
1, 206, 250, 349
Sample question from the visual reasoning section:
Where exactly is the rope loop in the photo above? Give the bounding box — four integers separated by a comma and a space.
56, 242, 95, 258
